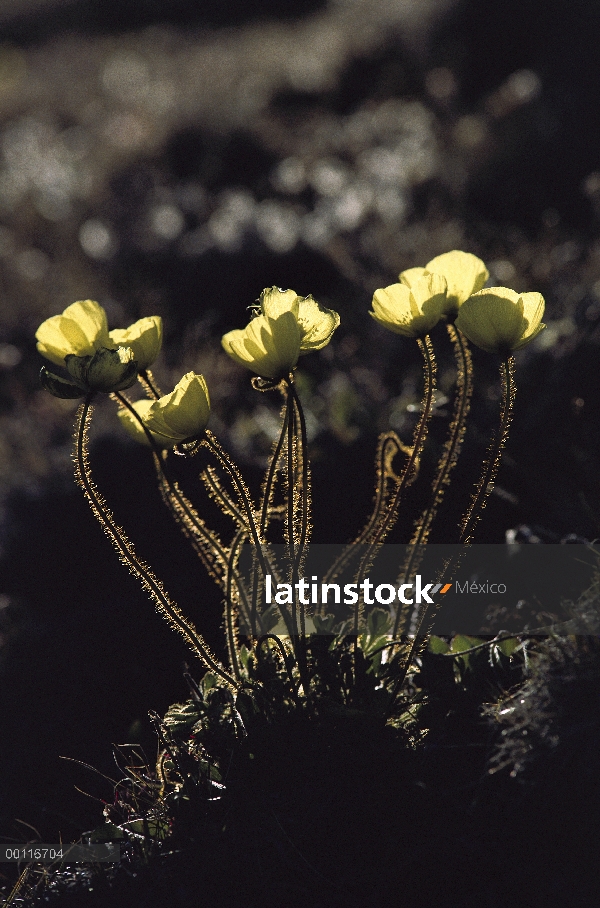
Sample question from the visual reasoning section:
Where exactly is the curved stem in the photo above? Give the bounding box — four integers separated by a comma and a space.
283, 380, 307, 686
260, 398, 290, 536
378, 335, 437, 543
75, 396, 236, 688
250, 396, 291, 635
286, 377, 311, 695
114, 392, 252, 622
202, 431, 298, 646
354, 335, 437, 633
287, 379, 310, 581
202, 431, 270, 579
394, 325, 472, 636
321, 432, 406, 588
459, 356, 515, 544
225, 529, 247, 682
286, 382, 297, 634
413, 325, 472, 545
387, 356, 516, 713
139, 369, 162, 399
201, 465, 247, 527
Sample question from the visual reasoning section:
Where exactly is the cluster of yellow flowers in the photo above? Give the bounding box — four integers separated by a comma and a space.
370, 250, 545, 353
35, 300, 209, 445
35, 250, 545, 446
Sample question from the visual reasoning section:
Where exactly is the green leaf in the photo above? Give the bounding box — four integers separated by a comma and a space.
163, 699, 202, 734
498, 636, 519, 657
313, 613, 337, 634
238, 644, 253, 671
450, 634, 485, 654
87, 823, 125, 842
450, 634, 485, 673
260, 604, 281, 633
428, 635, 450, 654
367, 608, 392, 637
40, 367, 86, 398
201, 672, 218, 695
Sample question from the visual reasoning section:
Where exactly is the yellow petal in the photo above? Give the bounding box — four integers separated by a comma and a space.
456, 287, 531, 354
518, 292, 546, 343
425, 250, 489, 312
409, 273, 447, 313
146, 372, 211, 440
399, 267, 429, 288
222, 312, 301, 379
371, 274, 446, 338
259, 287, 300, 319
36, 317, 92, 365
35, 300, 109, 366
61, 300, 110, 346
296, 295, 340, 352
109, 316, 163, 370
117, 399, 162, 446
371, 283, 414, 335
262, 311, 302, 376
221, 328, 255, 367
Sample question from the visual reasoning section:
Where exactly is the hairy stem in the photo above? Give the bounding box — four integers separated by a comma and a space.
202, 431, 270, 578
225, 529, 246, 681
387, 355, 516, 712
286, 377, 311, 694
115, 391, 252, 631
260, 397, 290, 537
138, 369, 162, 399
287, 379, 311, 582
394, 325, 472, 636
355, 335, 437, 633
459, 356, 515, 544
75, 396, 236, 688
321, 432, 407, 588
250, 395, 293, 636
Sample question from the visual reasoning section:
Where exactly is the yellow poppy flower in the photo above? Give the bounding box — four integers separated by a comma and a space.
108, 316, 163, 370
37, 301, 163, 373
455, 287, 545, 354
424, 251, 489, 312
118, 372, 210, 446
222, 287, 340, 380
35, 300, 110, 366
370, 273, 447, 338
399, 251, 489, 316
259, 287, 340, 352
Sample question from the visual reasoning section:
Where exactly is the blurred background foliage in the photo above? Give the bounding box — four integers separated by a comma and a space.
1, 0, 600, 850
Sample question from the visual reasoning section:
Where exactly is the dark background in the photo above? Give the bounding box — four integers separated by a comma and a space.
1, 0, 600, 859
